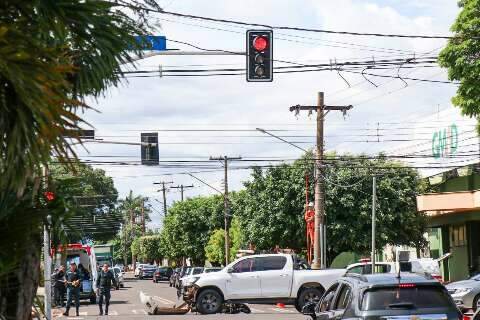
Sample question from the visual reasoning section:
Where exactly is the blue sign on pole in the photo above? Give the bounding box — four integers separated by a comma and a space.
134, 36, 167, 51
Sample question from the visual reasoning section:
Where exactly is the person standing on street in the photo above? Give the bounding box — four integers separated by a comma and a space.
96, 263, 117, 316
63, 262, 81, 317
52, 265, 66, 307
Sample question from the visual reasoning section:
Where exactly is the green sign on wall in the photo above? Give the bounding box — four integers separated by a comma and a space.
432, 124, 458, 159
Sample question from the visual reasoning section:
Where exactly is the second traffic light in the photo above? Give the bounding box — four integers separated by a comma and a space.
246, 30, 273, 82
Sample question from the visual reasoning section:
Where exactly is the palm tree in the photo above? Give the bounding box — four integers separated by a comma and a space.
0, 1, 160, 318
117, 191, 151, 267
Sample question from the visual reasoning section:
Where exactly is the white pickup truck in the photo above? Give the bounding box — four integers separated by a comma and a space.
181, 253, 345, 314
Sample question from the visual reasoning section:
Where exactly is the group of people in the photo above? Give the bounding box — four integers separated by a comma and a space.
51, 262, 117, 317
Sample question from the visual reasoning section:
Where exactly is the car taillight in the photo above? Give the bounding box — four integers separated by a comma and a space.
462, 315, 471, 320
398, 284, 416, 288
432, 275, 443, 282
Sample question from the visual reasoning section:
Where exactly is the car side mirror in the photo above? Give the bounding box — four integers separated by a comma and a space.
302, 302, 317, 319
227, 267, 234, 273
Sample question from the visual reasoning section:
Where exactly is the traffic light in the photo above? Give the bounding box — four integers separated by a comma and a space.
246, 30, 273, 82
44, 191, 55, 202
141, 132, 159, 165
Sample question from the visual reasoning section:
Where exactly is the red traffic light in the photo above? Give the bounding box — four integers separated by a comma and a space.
253, 36, 268, 51
44, 191, 55, 202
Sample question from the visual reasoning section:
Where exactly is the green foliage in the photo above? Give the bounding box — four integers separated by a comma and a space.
204, 229, 225, 266
0, 0, 160, 317
204, 217, 244, 266
160, 196, 224, 265
439, 0, 480, 118
236, 153, 427, 259
131, 235, 163, 263
49, 163, 120, 243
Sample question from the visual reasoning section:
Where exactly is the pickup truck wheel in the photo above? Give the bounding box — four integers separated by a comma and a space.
297, 287, 323, 311
196, 289, 223, 314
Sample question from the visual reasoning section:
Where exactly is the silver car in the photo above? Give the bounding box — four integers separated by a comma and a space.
446, 274, 480, 311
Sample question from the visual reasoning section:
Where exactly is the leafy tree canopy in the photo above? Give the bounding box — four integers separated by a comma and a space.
236, 152, 428, 261
439, 0, 480, 118
160, 195, 224, 265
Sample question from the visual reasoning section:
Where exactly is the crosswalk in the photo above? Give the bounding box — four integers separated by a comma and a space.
60, 306, 297, 317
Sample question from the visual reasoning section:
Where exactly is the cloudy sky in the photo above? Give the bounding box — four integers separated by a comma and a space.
78, 0, 466, 228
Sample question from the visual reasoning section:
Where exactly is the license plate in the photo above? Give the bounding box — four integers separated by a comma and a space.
383, 315, 447, 320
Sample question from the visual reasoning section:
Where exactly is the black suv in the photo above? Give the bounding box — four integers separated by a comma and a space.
303, 273, 461, 320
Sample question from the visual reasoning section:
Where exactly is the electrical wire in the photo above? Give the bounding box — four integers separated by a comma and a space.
116, 3, 461, 39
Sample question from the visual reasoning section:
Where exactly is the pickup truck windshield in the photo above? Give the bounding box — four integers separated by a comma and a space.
361, 286, 451, 311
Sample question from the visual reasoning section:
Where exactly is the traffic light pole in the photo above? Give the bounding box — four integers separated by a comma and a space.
290, 92, 352, 269
42, 165, 52, 320
170, 185, 194, 202
210, 156, 242, 265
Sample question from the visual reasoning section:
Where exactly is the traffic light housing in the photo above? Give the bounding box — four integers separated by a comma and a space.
141, 132, 159, 165
246, 30, 273, 82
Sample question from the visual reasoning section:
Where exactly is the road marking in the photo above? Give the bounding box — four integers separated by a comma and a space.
108, 310, 119, 316
132, 309, 148, 315
152, 296, 175, 305
270, 307, 294, 313
248, 307, 266, 313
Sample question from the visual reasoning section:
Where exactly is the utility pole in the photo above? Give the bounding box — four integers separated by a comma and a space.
170, 184, 194, 202
290, 92, 352, 269
141, 199, 145, 236
371, 176, 377, 274
210, 156, 242, 265
43, 166, 52, 320
154, 181, 173, 215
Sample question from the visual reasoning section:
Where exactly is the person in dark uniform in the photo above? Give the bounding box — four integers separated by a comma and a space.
63, 262, 81, 317
52, 265, 66, 307
96, 263, 117, 316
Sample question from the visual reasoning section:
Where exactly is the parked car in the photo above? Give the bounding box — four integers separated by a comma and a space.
203, 267, 222, 274
134, 263, 149, 278
447, 273, 480, 311
180, 254, 345, 314
114, 264, 125, 272
302, 273, 461, 320
174, 267, 192, 288
139, 264, 156, 279
346, 259, 442, 281
113, 267, 124, 289
153, 267, 173, 283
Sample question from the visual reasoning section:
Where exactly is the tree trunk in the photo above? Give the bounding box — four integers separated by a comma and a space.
0, 231, 41, 320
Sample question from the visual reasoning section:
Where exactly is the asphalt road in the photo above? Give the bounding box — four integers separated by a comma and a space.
53, 273, 306, 320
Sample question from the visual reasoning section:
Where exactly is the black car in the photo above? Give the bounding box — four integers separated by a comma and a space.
139, 265, 156, 279
153, 267, 173, 283
303, 273, 461, 320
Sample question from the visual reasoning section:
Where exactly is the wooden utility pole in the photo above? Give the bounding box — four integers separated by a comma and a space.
170, 184, 194, 202
210, 156, 242, 265
154, 181, 173, 215
290, 92, 352, 269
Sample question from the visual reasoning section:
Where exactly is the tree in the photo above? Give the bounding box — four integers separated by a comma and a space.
131, 235, 163, 264
205, 217, 244, 266
205, 229, 226, 266
236, 153, 427, 262
116, 191, 151, 266
160, 196, 224, 265
49, 163, 120, 243
439, 0, 480, 118
0, 0, 160, 317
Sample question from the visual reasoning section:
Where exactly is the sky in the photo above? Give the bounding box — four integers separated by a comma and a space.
77, 0, 465, 229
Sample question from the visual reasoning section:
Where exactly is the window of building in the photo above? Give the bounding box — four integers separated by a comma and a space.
450, 224, 466, 247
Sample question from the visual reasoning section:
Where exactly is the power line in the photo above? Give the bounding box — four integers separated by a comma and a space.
117, 3, 460, 39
